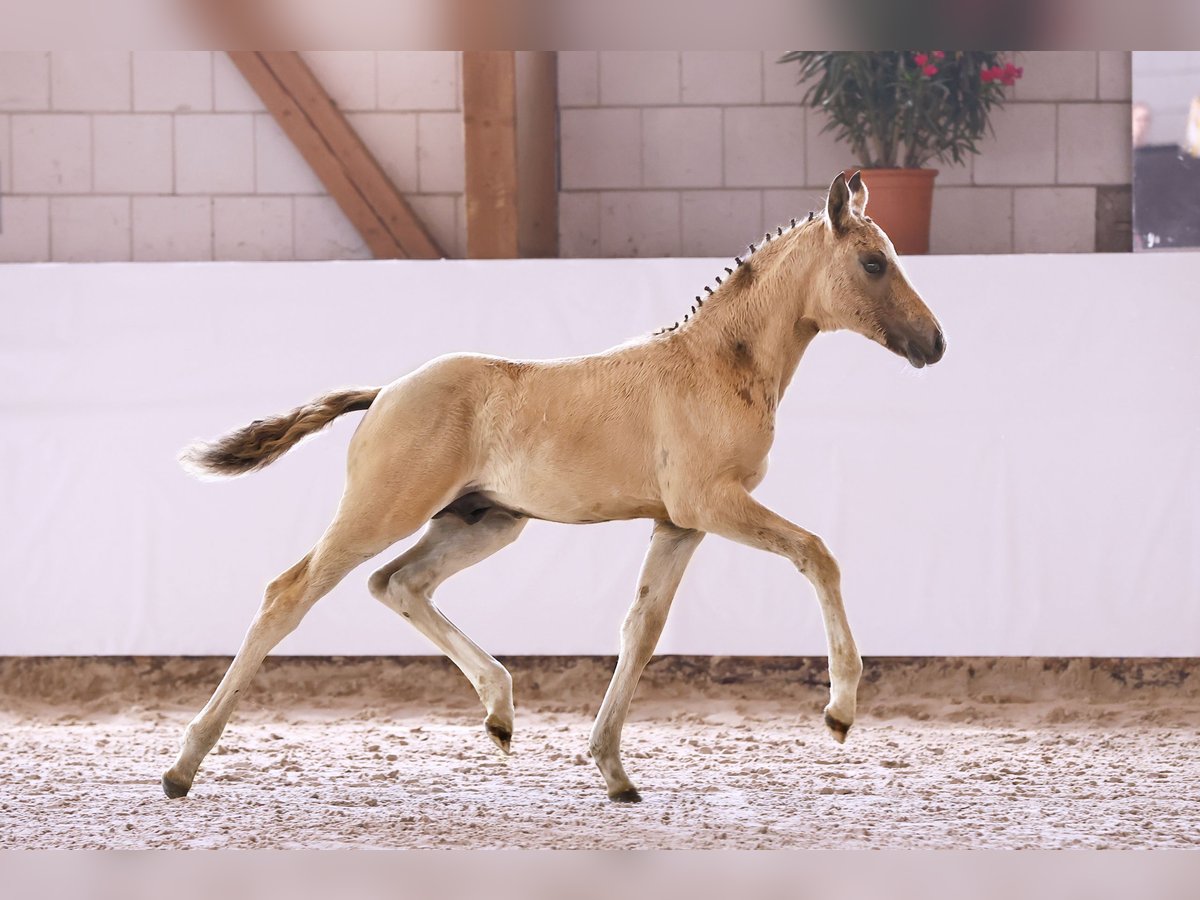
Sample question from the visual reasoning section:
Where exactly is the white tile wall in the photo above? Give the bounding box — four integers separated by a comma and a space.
132, 196, 212, 261
255, 114, 324, 195
558, 191, 600, 257
682, 190, 763, 257
346, 112, 418, 193
930, 187, 1013, 254
762, 188, 821, 233
213, 196, 293, 260
302, 52, 376, 112
93, 115, 173, 194
560, 108, 641, 190
599, 52, 680, 106
682, 52, 761, 105
0, 51, 1133, 263
295, 195, 369, 260
416, 112, 464, 193
377, 52, 458, 111
213, 54, 264, 112
763, 51, 803, 104
599, 191, 681, 257
1013, 51, 1097, 101
1057, 103, 1131, 185
0, 51, 476, 263
643, 107, 722, 188
1098, 52, 1132, 101
0, 196, 49, 261
51, 52, 130, 112
724, 106, 804, 188
132, 51, 212, 113
0, 52, 50, 110
50, 197, 130, 261
12, 115, 91, 193
972, 104, 1057, 185
805, 109, 854, 186
562, 51, 1133, 256
407, 194, 461, 258
174, 114, 254, 194
0, 115, 10, 193
557, 52, 598, 107
1013, 187, 1097, 253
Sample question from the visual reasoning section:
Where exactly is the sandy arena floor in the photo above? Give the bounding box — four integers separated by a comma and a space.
1, 656, 1198, 849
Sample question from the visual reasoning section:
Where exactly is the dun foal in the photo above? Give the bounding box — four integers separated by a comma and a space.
163, 172, 945, 802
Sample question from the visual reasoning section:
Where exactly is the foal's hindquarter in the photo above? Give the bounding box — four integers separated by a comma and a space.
165, 175, 941, 801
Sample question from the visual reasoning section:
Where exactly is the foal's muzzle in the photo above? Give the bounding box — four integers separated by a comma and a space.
887, 325, 946, 368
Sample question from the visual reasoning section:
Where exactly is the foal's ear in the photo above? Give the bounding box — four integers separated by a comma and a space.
826, 172, 853, 233
847, 170, 869, 216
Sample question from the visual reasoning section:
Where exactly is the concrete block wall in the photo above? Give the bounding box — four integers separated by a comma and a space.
0, 51, 466, 263
0, 51, 1132, 262
558, 51, 1132, 257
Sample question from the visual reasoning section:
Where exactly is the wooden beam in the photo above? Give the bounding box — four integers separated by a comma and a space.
462, 51, 519, 259
228, 51, 442, 259
516, 52, 559, 258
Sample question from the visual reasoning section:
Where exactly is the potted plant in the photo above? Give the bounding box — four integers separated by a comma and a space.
779, 51, 1024, 253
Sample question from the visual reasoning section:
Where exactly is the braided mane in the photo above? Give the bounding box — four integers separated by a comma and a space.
655, 210, 820, 336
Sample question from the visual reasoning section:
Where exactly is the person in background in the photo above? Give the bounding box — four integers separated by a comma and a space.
1132, 101, 1152, 147
1186, 97, 1200, 157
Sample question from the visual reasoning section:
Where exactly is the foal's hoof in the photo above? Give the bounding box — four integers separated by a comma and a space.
823, 710, 852, 745
485, 716, 513, 754
609, 788, 643, 804
161, 773, 191, 799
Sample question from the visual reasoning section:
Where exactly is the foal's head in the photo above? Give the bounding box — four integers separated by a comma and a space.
808, 172, 946, 368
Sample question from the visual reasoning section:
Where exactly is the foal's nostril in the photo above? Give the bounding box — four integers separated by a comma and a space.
930, 330, 946, 363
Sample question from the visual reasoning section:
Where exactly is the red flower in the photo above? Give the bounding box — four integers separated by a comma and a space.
999, 61, 1023, 86
913, 52, 929, 67
981, 64, 1001, 83
932, 50, 946, 60
923, 64, 939, 77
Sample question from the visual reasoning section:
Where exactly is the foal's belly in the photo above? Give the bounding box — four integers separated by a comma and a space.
474, 456, 668, 525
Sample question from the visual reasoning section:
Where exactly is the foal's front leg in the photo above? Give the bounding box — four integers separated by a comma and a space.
685, 486, 862, 742
591, 521, 703, 801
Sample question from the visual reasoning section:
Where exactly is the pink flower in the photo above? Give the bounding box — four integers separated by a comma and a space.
923, 64, 939, 77
981, 65, 1000, 83
913, 52, 929, 67
932, 50, 946, 60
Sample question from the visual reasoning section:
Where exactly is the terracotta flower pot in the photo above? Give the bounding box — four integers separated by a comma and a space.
843, 168, 938, 255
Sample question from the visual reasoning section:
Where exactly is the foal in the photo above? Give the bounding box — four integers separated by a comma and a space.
163, 172, 945, 802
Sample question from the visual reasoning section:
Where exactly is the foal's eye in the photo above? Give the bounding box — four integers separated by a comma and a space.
861, 257, 886, 275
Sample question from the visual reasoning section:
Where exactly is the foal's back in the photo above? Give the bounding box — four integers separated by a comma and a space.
353, 340, 681, 525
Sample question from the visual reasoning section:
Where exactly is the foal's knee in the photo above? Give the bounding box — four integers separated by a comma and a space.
793, 534, 840, 585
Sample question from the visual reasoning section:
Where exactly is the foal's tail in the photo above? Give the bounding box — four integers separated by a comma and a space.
180, 387, 381, 478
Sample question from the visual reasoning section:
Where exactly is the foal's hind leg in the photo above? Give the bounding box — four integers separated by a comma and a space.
368, 506, 526, 752
161, 529, 380, 798
590, 521, 703, 801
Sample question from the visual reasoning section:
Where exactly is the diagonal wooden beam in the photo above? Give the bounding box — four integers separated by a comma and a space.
228, 51, 442, 259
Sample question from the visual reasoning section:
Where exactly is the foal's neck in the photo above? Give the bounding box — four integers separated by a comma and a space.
678, 227, 821, 400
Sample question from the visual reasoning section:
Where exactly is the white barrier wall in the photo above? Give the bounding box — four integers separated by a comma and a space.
1, 254, 1198, 656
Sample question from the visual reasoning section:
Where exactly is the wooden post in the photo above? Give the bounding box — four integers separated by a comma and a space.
516, 51, 560, 258
228, 51, 442, 259
462, 51, 520, 259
